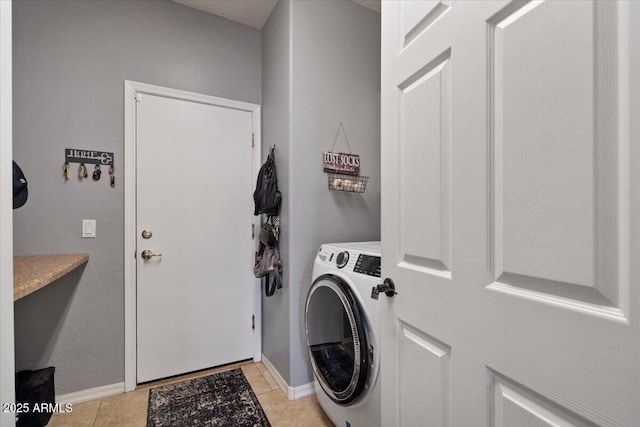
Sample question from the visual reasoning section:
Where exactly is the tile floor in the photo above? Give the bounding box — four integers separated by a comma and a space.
48, 361, 333, 427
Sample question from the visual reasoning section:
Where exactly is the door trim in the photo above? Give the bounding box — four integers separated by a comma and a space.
123, 81, 262, 392
0, 0, 15, 419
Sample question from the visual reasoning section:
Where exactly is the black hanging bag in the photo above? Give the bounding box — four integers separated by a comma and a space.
253, 150, 281, 216
13, 161, 28, 209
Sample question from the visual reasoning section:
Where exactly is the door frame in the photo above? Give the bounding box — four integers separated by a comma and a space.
0, 0, 15, 421
123, 81, 262, 392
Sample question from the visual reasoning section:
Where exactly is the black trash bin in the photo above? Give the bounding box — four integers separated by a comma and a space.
15, 367, 55, 427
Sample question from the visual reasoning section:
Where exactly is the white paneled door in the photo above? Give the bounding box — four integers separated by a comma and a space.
136, 92, 255, 383
381, 1, 639, 426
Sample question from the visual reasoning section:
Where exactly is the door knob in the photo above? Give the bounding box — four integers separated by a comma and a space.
371, 278, 397, 299
141, 250, 162, 260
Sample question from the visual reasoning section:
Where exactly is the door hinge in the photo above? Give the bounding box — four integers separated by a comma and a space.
251, 224, 255, 239
252, 315, 255, 330
134, 250, 137, 259
134, 93, 142, 102
251, 132, 254, 148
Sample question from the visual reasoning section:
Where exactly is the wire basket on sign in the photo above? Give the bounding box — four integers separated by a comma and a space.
327, 173, 368, 193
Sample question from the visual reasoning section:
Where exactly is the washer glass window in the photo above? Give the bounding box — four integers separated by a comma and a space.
305, 275, 368, 405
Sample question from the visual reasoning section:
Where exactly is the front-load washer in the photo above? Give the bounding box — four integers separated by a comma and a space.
305, 242, 382, 427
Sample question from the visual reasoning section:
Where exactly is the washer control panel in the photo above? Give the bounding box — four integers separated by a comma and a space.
354, 254, 381, 277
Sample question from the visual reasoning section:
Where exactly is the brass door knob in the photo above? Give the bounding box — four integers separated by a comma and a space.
141, 250, 162, 260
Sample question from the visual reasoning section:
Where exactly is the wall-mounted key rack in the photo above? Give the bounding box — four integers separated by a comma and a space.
64, 148, 116, 187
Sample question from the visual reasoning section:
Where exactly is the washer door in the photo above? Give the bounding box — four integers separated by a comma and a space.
305, 274, 369, 405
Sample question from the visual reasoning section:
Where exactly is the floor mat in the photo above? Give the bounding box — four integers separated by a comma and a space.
147, 368, 271, 427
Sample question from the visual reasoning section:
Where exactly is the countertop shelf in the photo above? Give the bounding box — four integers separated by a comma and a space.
14, 254, 89, 301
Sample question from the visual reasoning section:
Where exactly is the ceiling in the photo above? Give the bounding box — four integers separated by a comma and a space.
174, 0, 380, 30
351, 0, 381, 14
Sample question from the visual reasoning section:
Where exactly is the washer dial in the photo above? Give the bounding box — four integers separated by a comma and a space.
336, 251, 349, 268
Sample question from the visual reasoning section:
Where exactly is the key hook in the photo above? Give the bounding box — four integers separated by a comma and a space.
92, 164, 102, 181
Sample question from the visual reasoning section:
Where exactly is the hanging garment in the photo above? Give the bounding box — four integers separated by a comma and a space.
253, 147, 283, 296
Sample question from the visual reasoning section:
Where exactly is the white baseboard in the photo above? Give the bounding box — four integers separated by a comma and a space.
290, 381, 315, 400
56, 382, 125, 405
261, 354, 315, 401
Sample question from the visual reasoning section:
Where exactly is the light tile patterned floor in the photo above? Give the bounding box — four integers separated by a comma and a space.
48, 361, 333, 427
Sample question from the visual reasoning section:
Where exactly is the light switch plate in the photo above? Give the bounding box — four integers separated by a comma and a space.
82, 219, 96, 238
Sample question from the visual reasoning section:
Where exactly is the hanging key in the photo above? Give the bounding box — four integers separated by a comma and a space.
63, 162, 70, 181
109, 165, 115, 187
78, 163, 88, 180
92, 164, 101, 181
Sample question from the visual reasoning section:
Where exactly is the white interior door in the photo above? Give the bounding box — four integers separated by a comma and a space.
381, 1, 639, 426
136, 92, 255, 383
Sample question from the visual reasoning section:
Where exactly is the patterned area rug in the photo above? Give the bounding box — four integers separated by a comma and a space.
147, 368, 271, 427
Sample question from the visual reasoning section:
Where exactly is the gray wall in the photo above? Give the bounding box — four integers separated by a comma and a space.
261, 0, 293, 384
262, 0, 380, 387
13, 0, 261, 394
